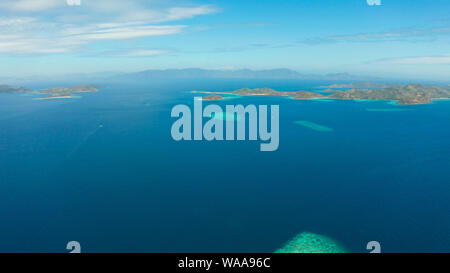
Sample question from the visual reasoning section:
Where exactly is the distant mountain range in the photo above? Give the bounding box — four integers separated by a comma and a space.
114, 68, 382, 81
2, 68, 448, 85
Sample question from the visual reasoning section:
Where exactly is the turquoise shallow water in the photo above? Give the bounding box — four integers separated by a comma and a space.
366, 108, 407, 112
211, 112, 243, 121
294, 120, 334, 132
32, 95, 82, 100
275, 232, 347, 253
0, 79, 449, 253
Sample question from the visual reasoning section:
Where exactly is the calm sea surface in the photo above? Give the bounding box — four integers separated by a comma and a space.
0, 79, 449, 252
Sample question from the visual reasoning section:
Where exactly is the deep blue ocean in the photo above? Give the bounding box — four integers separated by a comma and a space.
0, 79, 449, 253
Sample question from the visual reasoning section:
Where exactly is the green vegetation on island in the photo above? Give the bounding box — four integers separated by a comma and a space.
320, 82, 391, 89
0, 84, 101, 99
202, 94, 224, 101
38, 84, 100, 99
327, 84, 450, 105
199, 84, 450, 105
228, 88, 325, 99
0, 85, 32, 93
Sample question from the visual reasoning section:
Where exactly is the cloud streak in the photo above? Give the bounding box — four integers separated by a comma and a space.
301, 26, 450, 44
0, 0, 217, 54
2, 0, 63, 12
72, 25, 185, 41
372, 55, 450, 65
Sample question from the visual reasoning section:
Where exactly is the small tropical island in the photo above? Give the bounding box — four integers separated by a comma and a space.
194, 83, 450, 105
0, 85, 33, 93
202, 94, 224, 101
0, 84, 101, 100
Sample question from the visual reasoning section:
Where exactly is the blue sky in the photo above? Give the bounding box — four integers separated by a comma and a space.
0, 0, 449, 80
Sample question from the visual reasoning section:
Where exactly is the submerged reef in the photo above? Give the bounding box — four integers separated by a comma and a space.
294, 120, 333, 132
275, 232, 347, 253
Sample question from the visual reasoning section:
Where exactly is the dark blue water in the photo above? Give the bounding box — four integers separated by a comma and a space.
0, 79, 449, 253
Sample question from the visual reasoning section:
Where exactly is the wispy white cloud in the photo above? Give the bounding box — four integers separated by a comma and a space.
122, 49, 170, 57
302, 26, 450, 44
1, 0, 63, 12
89, 48, 171, 58
332, 27, 450, 41
0, 22, 185, 54
374, 55, 450, 65
0, 17, 36, 26
166, 6, 218, 22
0, 0, 217, 54
72, 25, 185, 41
116, 5, 218, 23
